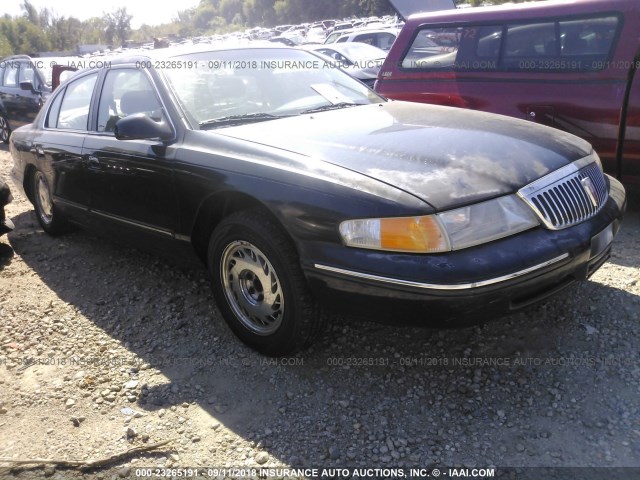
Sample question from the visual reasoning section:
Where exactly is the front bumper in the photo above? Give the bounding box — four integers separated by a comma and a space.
302, 175, 626, 325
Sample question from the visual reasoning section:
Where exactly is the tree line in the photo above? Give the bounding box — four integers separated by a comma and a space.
0, 0, 526, 57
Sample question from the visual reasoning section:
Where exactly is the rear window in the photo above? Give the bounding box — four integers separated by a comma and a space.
401, 14, 620, 72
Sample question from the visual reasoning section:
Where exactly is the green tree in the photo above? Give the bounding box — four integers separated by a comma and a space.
81, 17, 108, 44
104, 7, 132, 46
243, 0, 276, 26
48, 16, 83, 51
0, 32, 13, 56
0, 17, 51, 54
193, 4, 218, 31
219, 0, 245, 24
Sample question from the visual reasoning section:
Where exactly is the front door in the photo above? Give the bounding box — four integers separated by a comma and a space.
82, 68, 179, 236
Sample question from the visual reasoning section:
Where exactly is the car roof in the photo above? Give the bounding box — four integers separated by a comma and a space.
405, 0, 638, 24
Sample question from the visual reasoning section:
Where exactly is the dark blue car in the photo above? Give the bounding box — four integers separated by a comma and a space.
9, 46, 627, 355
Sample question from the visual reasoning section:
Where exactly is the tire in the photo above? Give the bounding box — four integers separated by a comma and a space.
208, 209, 326, 356
0, 114, 10, 144
32, 170, 70, 235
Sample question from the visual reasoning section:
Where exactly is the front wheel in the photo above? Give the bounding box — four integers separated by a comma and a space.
208, 209, 326, 356
32, 170, 71, 235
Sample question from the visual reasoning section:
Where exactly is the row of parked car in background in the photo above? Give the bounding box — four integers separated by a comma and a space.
0, 12, 405, 143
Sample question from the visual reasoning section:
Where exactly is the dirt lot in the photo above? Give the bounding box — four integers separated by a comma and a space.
1, 144, 639, 479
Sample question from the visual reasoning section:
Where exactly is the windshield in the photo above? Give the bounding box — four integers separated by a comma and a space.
162, 48, 384, 129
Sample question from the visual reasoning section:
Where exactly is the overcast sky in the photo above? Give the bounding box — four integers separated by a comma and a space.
3, 0, 203, 28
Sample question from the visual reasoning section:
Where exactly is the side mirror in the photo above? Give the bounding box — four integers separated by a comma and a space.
114, 113, 173, 141
20, 81, 35, 92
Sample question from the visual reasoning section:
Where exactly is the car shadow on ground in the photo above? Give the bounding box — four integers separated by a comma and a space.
5, 204, 640, 469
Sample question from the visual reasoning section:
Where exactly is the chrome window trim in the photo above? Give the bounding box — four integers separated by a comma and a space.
314, 253, 570, 291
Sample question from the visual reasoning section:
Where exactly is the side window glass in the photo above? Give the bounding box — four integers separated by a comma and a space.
97, 69, 162, 133
45, 89, 65, 128
504, 22, 557, 59
19, 63, 36, 87
559, 16, 618, 69
354, 33, 375, 46
402, 27, 461, 70
501, 16, 619, 72
377, 33, 396, 51
4, 64, 18, 87
475, 26, 503, 59
57, 73, 98, 130
402, 26, 499, 71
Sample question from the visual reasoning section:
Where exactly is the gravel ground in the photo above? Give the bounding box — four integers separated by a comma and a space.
0, 145, 639, 479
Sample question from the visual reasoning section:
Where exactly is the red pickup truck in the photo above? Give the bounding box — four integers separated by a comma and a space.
376, 0, 640, 184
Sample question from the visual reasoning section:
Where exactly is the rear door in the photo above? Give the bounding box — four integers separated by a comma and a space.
33, 72, 98, 216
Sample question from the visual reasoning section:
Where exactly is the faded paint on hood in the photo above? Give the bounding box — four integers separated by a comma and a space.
216, 101, 593, 210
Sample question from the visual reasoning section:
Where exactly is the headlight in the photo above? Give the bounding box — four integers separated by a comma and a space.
438, 195, 540, 250
339, 195, 539, 253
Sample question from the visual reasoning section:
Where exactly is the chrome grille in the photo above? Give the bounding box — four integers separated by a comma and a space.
518, 156, 608, 230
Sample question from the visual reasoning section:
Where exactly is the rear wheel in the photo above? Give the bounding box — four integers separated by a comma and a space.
32, 170, 70, 235
0, 115, 10, 144
208, 209, 326, 356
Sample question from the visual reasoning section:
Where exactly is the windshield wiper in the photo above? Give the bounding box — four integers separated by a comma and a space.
199, 113, 286, 129
300, 102, 363, 115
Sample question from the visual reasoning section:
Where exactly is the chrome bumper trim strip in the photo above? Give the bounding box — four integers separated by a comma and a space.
314, 253, 570, 291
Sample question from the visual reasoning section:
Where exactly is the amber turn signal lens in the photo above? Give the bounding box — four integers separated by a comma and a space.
380, 216, 449, 253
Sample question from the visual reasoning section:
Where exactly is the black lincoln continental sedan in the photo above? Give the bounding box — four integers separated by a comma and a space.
9, 46, 626, 355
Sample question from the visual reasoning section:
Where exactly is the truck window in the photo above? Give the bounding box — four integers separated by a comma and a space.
505, 22, 557, 58
503, 16, 618, 71
402, 25, 500, 71
401, 14, 619, 73
559, 16, 618, 57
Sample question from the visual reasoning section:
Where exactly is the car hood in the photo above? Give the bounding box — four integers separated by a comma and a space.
216, 101, 592, 210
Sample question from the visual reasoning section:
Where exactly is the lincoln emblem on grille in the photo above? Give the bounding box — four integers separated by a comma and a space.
581, 177, 599, 208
